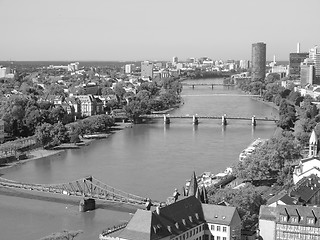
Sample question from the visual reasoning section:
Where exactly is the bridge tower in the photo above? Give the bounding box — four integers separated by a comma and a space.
193, 115, 199, 125
79, 176, 96, 212
251, 115, 256, 126
221, 114, 227, 126
163, 114, 170, 124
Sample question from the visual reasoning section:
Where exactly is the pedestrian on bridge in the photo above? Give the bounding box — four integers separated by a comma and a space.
145, 198, 153, 210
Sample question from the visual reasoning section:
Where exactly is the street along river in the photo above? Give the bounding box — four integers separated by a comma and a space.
0, 78, 278, 240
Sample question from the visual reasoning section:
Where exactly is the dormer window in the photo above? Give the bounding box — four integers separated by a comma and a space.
280, 214, 288, 222
307, 217, 315, 225
291, 216, 298, 223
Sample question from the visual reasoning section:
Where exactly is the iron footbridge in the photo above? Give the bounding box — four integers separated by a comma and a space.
0, 176, 158, 207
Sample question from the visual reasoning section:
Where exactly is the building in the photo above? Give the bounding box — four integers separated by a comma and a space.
259, 204, 320, 240
251, 42, 266, 81
77, 95, 97, 117
100, 196, 241, 240
68, 62, 79, 72
0, 66, 11, 78
293, 130, 320, 184
300, 64, 315, 87
141, 61, 153, 79
172, 56, 178, 65
239, 60, 250, 70
125, 64, 134, 74
289, 53, 309, 77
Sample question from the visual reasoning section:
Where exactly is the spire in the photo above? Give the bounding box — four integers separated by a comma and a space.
309, 130, 318, 157
187, 171, 198, 197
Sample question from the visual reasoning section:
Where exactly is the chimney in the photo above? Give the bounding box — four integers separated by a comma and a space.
156, 206, 161, 215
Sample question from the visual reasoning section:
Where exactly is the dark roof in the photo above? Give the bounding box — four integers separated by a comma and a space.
260, 205, 320, 227
291, 174, 320, 203
267, 192, 298, 206
118, 196, 239, 240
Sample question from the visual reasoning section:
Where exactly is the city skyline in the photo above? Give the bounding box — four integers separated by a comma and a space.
0, 0, 320, 61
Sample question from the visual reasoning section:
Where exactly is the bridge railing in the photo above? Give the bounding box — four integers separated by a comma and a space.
0, 176, 157, 206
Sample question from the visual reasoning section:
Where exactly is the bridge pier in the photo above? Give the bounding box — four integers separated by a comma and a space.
211, 84, 213, 90
79, 198, 95, 212
222, 114, 227, 126
251, 115, 256, 126
192, 115, 199, 125
164, 115, 170, 124
192, 84, 195, 89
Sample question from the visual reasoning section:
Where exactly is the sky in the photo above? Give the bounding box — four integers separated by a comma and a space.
0, 0, 319, 62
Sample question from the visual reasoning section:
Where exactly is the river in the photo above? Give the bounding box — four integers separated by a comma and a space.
0, 78, 278, 240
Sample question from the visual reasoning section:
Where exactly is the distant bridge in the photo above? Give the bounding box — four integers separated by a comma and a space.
181, 83, 235, 89
140, 114, 278, 126
0, 176, 159, 208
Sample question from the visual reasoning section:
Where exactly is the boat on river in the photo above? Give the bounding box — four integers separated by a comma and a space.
239, 138, 266, 161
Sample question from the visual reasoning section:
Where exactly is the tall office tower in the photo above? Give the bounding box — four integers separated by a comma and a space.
125, 64, 133, 74
141, 61, 153, 78
172, 56, 178, 64
300, 64, 315, 86
251, 42, 266, 81
297, 42, 300, 53
307, 46, 320, 83
289, 52, 308, 77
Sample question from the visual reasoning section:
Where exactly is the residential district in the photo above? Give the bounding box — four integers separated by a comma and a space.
2, 42, 320, 240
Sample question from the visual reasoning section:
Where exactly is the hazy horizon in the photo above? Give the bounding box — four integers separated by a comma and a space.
1, 0, 319, 62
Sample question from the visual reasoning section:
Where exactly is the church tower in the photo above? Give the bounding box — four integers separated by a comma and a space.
309, 129, 318, 157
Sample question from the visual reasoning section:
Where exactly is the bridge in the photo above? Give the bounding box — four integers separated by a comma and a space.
181, 83, 235, 89
140, 114, 278, 126
0, 176, 158, 211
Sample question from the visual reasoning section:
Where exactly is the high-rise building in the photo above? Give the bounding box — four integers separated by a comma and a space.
289, 53, 308, 77
251, 42, 266, 81
172, 56, 178, 64
300, 64, 315, 87
125, 64, 134, 74
141, 61, 153, 78
239, 60, 250, 69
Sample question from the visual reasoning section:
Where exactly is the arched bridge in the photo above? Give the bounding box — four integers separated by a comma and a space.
0, 176, 158, 207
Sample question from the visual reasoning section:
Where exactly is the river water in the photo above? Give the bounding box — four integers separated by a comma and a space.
0, 78, 278, 240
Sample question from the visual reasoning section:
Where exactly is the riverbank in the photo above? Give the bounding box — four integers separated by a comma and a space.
251, 96, 279, 111
0, 122, 133, 171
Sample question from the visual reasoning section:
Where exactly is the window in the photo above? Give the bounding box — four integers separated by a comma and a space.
307, 218, 315, 225
211, 225, 215, 231
210, 236, 215, 240
280, 214, 288, 222
217, 226, 221, 231
222, 227, 227, 232
223, 238, 226, 240
204, 234, 209, 240
217, 237, 221, 240
291, 216, 298, 223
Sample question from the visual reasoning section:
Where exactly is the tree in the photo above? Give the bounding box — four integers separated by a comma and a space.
35, 123, 54, 149
207, 184, 266, 230
278, 99, 296, 130
39, 229, 83, 240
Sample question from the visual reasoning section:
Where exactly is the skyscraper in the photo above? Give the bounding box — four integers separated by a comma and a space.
141, 61, 153, 79
251, 42, 266, 81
